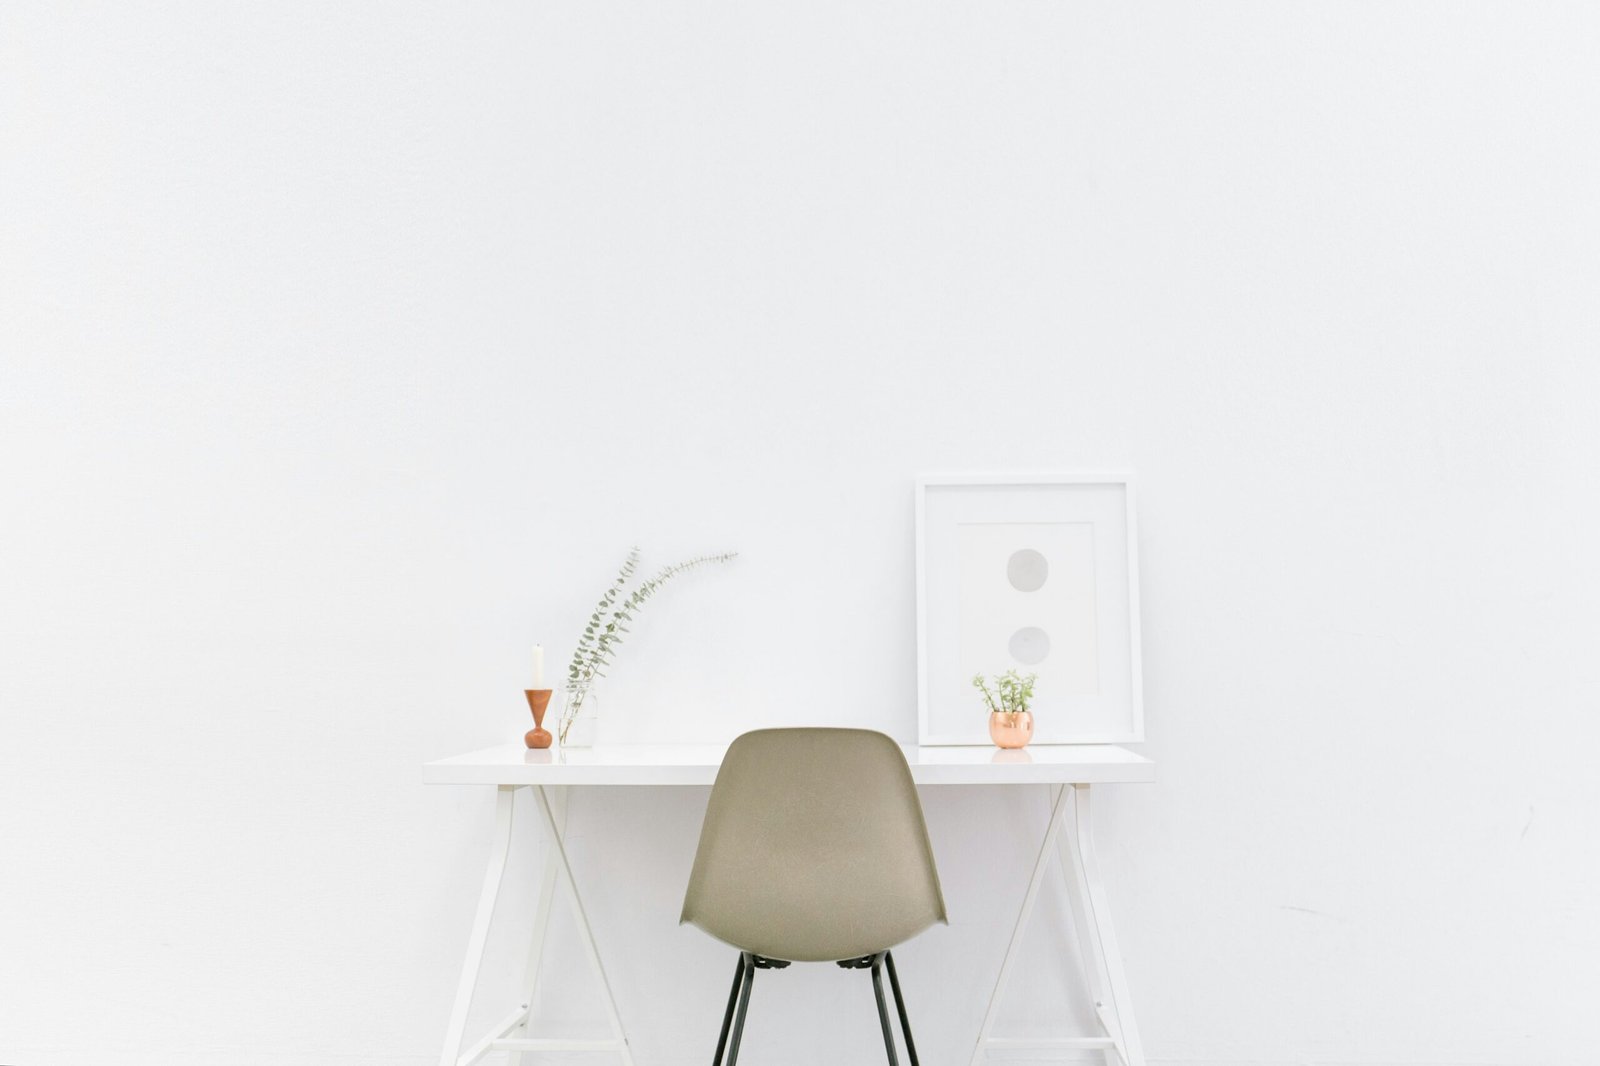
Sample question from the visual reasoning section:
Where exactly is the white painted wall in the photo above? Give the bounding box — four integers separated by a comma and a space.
4, 2, 1598, 1064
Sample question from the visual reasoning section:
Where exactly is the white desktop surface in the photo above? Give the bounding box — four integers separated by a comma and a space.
424, 741, 1154, 787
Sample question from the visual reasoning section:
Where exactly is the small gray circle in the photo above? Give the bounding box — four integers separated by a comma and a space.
1007, 549, 1049, 592
1009, 626, 1051, 665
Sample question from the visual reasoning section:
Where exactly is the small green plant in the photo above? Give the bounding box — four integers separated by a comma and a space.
973, 669, 1037, 715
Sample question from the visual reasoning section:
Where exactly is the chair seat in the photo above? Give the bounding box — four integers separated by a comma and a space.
688, 888, 944, 964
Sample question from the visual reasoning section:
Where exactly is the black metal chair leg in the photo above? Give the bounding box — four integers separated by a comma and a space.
712, 953, 747, 1066
869, 953, 901, 1066
712, 948, 917, 1065
883, 951, 921, 1066
724, 952, 757, 1066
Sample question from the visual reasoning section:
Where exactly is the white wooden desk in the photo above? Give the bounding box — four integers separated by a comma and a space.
426, 743, 1154, 1066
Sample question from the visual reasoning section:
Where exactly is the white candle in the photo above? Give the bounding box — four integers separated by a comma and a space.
533, 644, 545, 688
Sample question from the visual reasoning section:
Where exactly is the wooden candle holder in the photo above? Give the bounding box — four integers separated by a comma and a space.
524, 689, 553, 749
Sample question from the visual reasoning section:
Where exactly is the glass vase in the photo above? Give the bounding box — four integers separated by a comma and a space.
557, 681, 599, 748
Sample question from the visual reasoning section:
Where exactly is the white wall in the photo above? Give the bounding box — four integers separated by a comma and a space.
4, 2, 1598, 1064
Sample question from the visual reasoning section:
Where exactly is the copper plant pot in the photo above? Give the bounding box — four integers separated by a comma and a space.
989, 710, 1034, 749
524, 689, 554, 749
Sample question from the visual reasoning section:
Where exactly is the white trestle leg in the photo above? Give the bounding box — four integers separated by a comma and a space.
1061, 784, 1145, 1066
439, 784, 634, 1066
969, 784, 1071, 1065
511, 786, 565, 1066
519, 785, 636, 1066
969, 784, 1146, 1066
439, 786, 517, 1066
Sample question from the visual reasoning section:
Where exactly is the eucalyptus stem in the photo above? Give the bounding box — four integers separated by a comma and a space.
557, 547, 738, 741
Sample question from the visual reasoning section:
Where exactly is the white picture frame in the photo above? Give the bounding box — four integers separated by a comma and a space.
915, 473, 1144, 746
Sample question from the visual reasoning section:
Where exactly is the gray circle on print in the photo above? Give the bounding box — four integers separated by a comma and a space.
1008, 626, 1050, 665
1007, 548, 1049, 592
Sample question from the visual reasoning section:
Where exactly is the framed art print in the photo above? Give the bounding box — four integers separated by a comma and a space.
916, 473, 1144, 745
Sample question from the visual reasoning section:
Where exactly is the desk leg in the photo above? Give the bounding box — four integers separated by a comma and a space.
969, 785, 1145, 1066
1059, 784, 1146, 1066
510, 786, 566, 1066
968, 784, 1071, 1066
531, 785, 636, 1066
439, 785, 517, 1066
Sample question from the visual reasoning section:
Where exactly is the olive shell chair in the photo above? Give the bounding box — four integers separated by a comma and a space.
681, 728, 947, 1065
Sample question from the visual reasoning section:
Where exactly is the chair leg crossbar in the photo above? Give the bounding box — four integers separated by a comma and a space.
712, 950, 920, 1066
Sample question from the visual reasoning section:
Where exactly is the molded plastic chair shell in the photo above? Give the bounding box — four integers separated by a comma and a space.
681, 727, 947, 963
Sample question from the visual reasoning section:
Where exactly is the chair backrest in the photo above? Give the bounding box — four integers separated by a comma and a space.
680, 727, 947, 963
